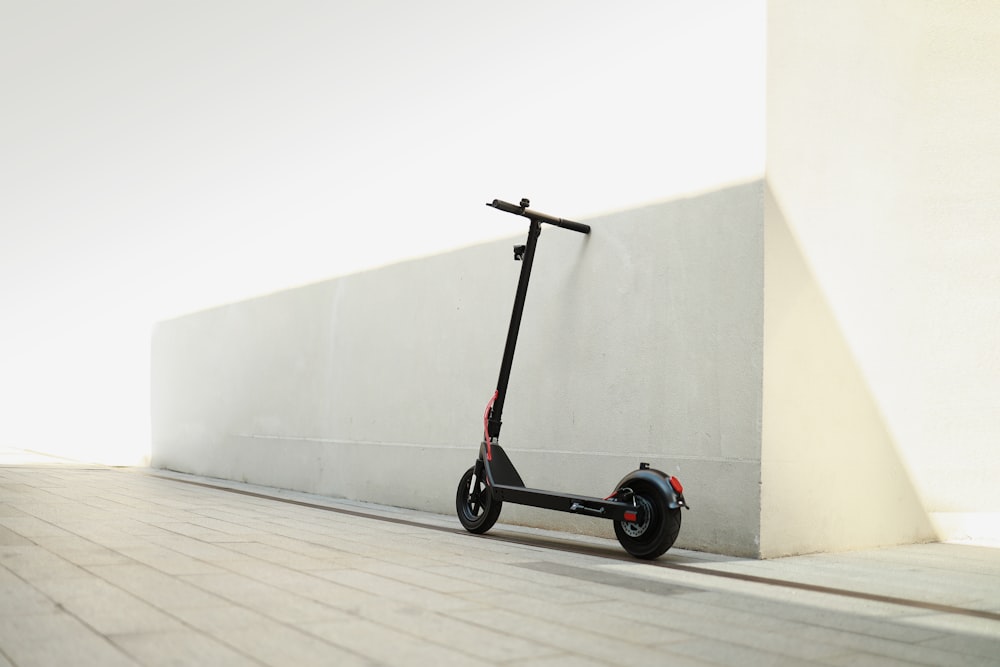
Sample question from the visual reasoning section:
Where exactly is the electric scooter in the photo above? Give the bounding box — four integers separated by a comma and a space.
456, 198, 689, 559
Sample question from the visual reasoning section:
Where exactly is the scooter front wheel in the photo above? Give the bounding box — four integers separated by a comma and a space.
614, 480, 681, 559
456, 466, 502, 534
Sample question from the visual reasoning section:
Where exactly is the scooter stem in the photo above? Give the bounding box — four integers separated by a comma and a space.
488, 217, 541, 440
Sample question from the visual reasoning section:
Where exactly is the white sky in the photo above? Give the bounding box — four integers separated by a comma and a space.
0, 1, 765, 462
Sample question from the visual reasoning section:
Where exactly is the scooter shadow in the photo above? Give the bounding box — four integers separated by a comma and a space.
477, 526, 740, 565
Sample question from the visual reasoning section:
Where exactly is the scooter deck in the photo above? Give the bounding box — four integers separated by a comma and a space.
493, 484, 638, 521
481, 443, 638, 522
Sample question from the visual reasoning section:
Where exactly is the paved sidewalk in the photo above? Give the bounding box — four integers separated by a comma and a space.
1, 449, 999, 666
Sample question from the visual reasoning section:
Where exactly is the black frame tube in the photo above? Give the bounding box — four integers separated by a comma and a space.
488, 218, 541, 439
484, 199, 590, 441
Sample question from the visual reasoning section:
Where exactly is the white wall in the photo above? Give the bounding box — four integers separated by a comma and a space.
152, 184, 766, 556
763, 0, 1000, 554
0, 1, 765, 465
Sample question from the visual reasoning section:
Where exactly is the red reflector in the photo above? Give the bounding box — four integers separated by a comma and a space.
670, 477, 684, 494
624, 511, 638, 522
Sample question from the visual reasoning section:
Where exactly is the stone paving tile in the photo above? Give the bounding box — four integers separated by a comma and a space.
400, 549, 479, 570
672, 621, 855, 662
86, 562, 229, 611
290, 535, 416, 560
792, 624, 1000, 667
208, 622, 374, 667
178, 571, 348, 624
303, 617, 492, 666
0, 525, 32, 547
214, 559, 381, 611
588, 581, 941, 645
854, 543, 1000, 575
678, 590, 950, 642
666, 637, 826, 667
459, 580, 609, 607
221, 539, 338, 570
166, 605, 272, 632
250, 529, 373, 559
911, 632, 1000, 662
316, 568, 484, 612
30, 575, 185, 635
61, 522, 175, 548
0, 611, 140, 667
355, 559, 485, 594
27, 534, 133, 567
187, 504, 275, 520
0, 515, 72, 539
0, 545, 89, 582
425, 534, 561, 565
0, 566, 58, 616
607, 561, 928, 620
182, 515, 273, 537
0, 503, 63, 523
0, 503, 29, 518
114, 544, 224, 576
702, 553, 1000, 610
79, 495, 143, 513
94, 491, 198, 514
110, 630, 264, 667
185, 515, 287, 538
476, 589, 693, 645
356, 600, 558, 662
154, 520, 250, 542
597, 593, 802, 639
503, 655, 610, 667
141, 532, 250, 562
820, 652, 929, 667
904, 612, 1000, 640
458, 606, 683, 664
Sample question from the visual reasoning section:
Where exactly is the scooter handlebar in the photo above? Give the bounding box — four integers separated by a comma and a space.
487, 199, 591, 234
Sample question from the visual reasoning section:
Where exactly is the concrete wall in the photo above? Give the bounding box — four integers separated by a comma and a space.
152, 183, 766, 556
762, 0, 1000, 555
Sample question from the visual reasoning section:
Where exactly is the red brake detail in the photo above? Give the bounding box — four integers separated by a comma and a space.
483, 390, 498, 461
670, 476, 684, 494
624, 511, 638, 523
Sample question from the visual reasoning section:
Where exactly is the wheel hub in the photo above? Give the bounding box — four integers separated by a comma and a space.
621, 494, 652, 538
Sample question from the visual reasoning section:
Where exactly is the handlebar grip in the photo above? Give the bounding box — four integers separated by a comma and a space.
489, 199, 525, 215
487, 199, 591, 234
547, 217, 591, 234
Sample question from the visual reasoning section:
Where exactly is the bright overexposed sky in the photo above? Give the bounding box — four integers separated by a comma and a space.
0, 1, 765, 462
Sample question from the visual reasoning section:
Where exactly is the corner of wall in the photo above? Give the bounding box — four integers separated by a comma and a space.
760, 183, 937, 557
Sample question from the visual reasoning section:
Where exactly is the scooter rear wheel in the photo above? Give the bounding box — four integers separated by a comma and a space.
614, 480, 681, 559
456, 466, 502, 534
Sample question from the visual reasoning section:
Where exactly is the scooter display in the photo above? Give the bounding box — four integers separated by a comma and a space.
456, 198, 688, 559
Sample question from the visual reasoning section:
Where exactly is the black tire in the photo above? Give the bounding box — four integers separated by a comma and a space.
456, 466, 502, 534
614, 480, 681, 559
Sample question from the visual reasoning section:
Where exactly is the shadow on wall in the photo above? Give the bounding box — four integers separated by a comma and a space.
761, 183, 937, 557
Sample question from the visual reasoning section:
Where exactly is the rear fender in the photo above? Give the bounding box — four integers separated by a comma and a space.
614, 468, 685, 510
